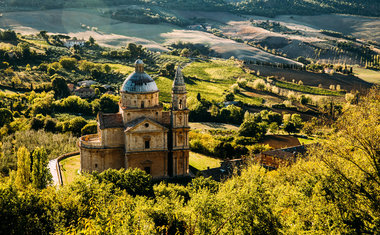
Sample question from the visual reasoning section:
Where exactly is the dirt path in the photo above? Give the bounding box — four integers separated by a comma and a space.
48, 158, 60, 186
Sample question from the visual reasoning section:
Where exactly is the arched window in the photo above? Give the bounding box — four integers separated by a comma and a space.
141, 101, 145, 108
179, 99, 182, 109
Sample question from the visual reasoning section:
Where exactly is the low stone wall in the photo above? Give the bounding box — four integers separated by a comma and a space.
56, 151, 80, 186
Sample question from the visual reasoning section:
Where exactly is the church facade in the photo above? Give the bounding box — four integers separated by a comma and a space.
78, 60, 190, 178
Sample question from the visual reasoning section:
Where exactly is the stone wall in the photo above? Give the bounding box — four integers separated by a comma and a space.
120, 92, 159, 109
101, 128, 124, 147
126, 131, 167, 152
80, 147, 124, 172
126, 152, 168, 178
122, 108, 162, 124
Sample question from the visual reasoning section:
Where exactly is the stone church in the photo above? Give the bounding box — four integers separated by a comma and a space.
78, 59, 190, 178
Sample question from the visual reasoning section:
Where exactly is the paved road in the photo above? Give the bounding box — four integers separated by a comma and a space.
48, 159, 60, 186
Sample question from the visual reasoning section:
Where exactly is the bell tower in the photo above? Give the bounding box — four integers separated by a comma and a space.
169, 66, 190, 176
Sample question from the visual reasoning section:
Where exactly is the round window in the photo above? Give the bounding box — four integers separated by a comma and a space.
145, 123, 149, 128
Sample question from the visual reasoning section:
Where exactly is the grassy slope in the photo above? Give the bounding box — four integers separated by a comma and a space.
59, 155, 80, 185
354, 67, 380, 84
189, 151, 221, 171
108, 63, 135, 75
298, 136, 319, 145
157, 59, 263, 104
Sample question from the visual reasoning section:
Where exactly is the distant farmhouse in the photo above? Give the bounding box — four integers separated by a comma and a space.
73, 87, 95, 98
64, 39, 85, 48
78, 60, 190, 178
256, 144, 311, 170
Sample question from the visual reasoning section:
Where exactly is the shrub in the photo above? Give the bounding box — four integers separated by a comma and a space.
30, 118, 44, 130
59, 57, 77, 70
93, 168, 153, 197
0, 108, 13, 127
81, 123, 97, 135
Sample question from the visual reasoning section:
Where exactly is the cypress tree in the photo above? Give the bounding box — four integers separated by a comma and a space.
31, 147, 51, 189
15, 146, 31, 188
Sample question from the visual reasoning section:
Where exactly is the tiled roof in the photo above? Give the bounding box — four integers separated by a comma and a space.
124, 117, 147, 131
98, 113, 124, 129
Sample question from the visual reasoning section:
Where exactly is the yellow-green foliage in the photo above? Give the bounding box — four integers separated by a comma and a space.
189, 131, 221, 156
0, 88, 378, 234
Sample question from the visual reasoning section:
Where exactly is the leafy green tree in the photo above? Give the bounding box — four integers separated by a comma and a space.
291, 113, 303, 130
0, 108, 13, 127
224, 92, 235, 102
15, 146, 31, 188
283, 121, 296, 134
57, 96, 92, 114
307, 87, 380, 233
180, 48, 190, 57
16, 42, 31, 59
93, 168, 153, 197
81, 123, 97, 135
238, 120, 267, 141
189, 176, 219, 193
68, 117, 88, 136
59, 57, 77, 70
30, 117, 44, 130
214, 142, 235, 159
39, 30, 48, 40
51, 75, 70, 98
44, 118, 57, 133
98, 94, 119, 113
88, 36, 95, 46
196, 92, 201, 101
160, 62, 175, 77
103, 64, 111, 73
47, 67, 56, 75
31, 93, 55, 116
31, 147, 51, 189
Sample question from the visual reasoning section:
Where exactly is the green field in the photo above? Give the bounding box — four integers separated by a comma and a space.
107, 63, 135, 75
59, 155, 81, 185
298, 136, 319, 145
354, 66, 380, 84
155, 59, 263, 104
189, 151, 221, 171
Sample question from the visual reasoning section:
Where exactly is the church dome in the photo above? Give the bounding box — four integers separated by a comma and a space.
121, 59, 158, 93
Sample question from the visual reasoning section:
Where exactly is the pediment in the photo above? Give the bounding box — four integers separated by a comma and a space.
125, 117, 168, 133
